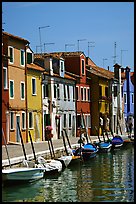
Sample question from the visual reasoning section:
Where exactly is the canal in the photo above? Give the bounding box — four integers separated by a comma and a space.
2, 144, 134, 202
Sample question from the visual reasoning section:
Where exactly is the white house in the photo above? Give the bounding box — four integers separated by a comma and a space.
34, 54, 76, 140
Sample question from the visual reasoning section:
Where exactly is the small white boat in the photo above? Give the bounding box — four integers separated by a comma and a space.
37, 156, 62, 175
2, 167, 44, 185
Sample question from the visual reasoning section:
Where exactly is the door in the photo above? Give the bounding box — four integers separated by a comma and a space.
16, 115, 20, 142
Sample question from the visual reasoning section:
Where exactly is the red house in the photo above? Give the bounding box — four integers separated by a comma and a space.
2, 33, 9, 145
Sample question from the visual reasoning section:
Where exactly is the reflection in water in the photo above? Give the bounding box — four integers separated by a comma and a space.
2, 146, 134, 202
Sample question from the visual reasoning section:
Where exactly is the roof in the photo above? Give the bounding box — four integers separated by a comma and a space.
2, 31, 29, 44
86, 65, 114, 80
27, 63, 45, 72
34, 51, 85, 59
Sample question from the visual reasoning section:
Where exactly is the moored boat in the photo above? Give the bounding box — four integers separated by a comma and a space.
73, 143, 98, 161
111, 135, 124, 149
96, 141, 112, 153
2, 166, 44, 185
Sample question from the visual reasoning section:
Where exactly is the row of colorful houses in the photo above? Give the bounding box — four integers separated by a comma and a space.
2, 31, 134, 145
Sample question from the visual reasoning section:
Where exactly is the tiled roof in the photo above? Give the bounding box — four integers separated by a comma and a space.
27, 63, 45, 72
34, 51, 85, 59
3, 31, 29, 44
86, 65, 114, 80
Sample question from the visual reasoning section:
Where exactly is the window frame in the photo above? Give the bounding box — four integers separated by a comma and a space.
9, 80, 14, 99
124, 92, 127, 104
32, 77, 36, 95
28, 112, 33, 129
20, 81, 25, 100
10, 111, 14, 130
22, 112, 26, 130
3, 67, 8, 89
20, 49, 25, 66
8, 46, 14, 64
81, 59, 85, 75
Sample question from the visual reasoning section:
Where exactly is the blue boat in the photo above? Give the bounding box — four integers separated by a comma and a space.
111, 135, 124, 148
73, 143, 98, 161
96, 141, 112, 153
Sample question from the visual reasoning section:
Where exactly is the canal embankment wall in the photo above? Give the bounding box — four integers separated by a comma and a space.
2, 135, 129, 168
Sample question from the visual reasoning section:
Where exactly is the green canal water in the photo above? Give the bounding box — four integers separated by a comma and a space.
2, 144, 134, 202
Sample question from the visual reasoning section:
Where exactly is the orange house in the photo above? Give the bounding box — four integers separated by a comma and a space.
2, 32, 29, 144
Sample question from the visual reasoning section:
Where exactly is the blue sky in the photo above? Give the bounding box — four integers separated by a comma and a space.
2, 2, 134, 71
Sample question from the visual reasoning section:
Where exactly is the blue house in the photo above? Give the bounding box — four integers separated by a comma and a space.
122, 66, 134, 132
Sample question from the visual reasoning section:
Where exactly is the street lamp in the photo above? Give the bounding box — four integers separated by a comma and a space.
39, 25, 50, 54
88, 41, 95, 57
77, 39, 86, 51
65, 44, 75, 52
103, 58, 108, 68
44, 43, 55, 53
121, 49, 128, 67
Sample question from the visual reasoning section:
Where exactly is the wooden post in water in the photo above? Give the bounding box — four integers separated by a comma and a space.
2, 128, 11, 168
17, 122, 27, 161
61, 130, 68, 155
49, 138, 55, 158
28, 131, 37, 163
63, 129, 72, 149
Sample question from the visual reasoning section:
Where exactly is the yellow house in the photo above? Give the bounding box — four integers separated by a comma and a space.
86, 58, 114, 136
27, 62, 44, 142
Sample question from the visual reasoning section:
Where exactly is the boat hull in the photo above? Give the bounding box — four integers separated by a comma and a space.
111, 136, 124, 149
73, 143, 98, 161
2, 167, 44, 184
97, 142, 112, 153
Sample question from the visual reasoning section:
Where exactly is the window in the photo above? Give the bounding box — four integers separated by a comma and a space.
64, 114, 66, 128
132, 93, 134, 104
60, 61, 64, 72
99, 85, 102, 98
73, 86, 75, 101
67, 85, 70, 101
76, 86, 79, 100
9, 80, 14, 99
69, 114, 72, 128
105, 87, 108, 97
20, 82, 25, 100
10, 112, 14, 130
28, 112, 33, 129
81, 59, 85, 75
87, 88, 90, 101
9, 46, 14, 63
32, 78, 36, 95
54, 84, 57, 98
57, 84, 60, 99
44, 114, 51, 126
87, 115, 91, 128
27, 52, 33, 64
114, 86, 117, 97
64, 84, 66, 100
77, 115, 81, 128
3, 67, 8, 89
84, 87, 86, 101
81, 87, 83, 101
124, 93, 127, 104
20, 49, 25, 66
43, 84, 49, 98
22, 112, 26, 129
